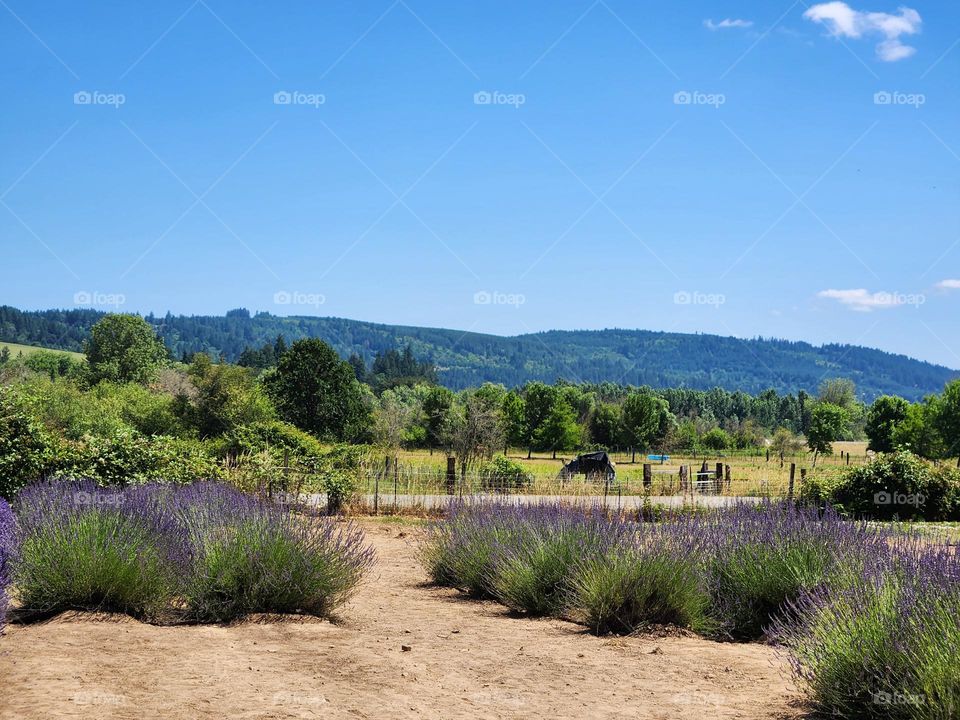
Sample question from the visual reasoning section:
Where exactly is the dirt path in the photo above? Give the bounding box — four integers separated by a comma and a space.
0, 520, 804, 719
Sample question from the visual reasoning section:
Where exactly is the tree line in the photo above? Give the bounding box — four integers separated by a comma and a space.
0, 315, 960, 478
0, 304, 953, 400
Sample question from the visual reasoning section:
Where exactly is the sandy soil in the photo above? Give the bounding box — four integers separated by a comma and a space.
0, 520, 805, 720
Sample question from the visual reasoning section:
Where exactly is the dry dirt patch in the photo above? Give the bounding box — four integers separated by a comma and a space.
0, 519, 804, 719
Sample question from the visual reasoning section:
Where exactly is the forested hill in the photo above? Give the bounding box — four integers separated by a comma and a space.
1, 305, 955, 400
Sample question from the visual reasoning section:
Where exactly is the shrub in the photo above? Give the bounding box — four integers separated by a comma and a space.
0, 388, 57, 498
701, 503, 889, 640
8, 480, 374, 624
12, 480, 188, 618
58, 431, 222, 485
775, 540, 960, 718
479, 455, 533, 492
421, 502, 538, 597
701, 427, 731, 451
489, 508, 619, 616
421, 500, 888, 642
820, 451, 960, 521
0, 498, 16, 632
223, 420, 325, 461
568, 532, 712, 635
320, 470, 357, 515
176, 483, 373, 622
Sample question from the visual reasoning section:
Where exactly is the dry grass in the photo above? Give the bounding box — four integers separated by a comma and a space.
349, 442, 870, 498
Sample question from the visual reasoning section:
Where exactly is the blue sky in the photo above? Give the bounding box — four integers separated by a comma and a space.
2, 1, 958, 367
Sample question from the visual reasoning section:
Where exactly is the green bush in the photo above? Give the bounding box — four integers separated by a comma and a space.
0, 388, 57, 498
569, 543, 712, 635
59, 431, 222, 485
820, 451, 960, 521
479, 454, 533, 491
320, 470, 357, 514
222, 420, 324, 461
701, 427, 731, 451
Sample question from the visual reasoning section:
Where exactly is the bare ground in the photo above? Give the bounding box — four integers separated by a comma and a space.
0, 520, 805, 720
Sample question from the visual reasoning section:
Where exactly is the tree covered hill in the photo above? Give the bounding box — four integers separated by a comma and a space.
0, 305, 954, 400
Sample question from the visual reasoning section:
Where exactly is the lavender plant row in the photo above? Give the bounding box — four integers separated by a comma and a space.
0, 498, 15, 633
421, 500, 958, 716
7, 479, 374, 623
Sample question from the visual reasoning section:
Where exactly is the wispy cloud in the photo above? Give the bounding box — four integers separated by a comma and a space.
704, 18, 753, 31
936, 279, 960, 290
803, 2, 921, 61
818, 288, 924, 311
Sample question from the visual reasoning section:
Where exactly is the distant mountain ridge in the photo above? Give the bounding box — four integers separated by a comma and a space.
0, 305, 955, 401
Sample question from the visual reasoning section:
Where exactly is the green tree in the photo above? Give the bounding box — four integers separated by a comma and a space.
443, 390, 504, 483
500, 390, 527, 450
534, 395, 581, 458
935, 379, 960, 465
620, 392, 672, 462
85, 314, 168, 385
769, 427, 804, 467
807, 403, 849, 465
264, 339, 368, 442
893, 398, 946, 460
589, 402, 621, 448
0, 388, 55, 497
701, 427, 731, 452
422, 385, 454, 451
522, 382, 556, 457
865, 395, 910, 453
186, 354, 275, 437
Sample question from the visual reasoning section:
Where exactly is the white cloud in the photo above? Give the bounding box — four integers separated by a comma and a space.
936, 279, 960, 290
803, 2, 921, 61
704, 18, 753, 31
817, 288, 918, 311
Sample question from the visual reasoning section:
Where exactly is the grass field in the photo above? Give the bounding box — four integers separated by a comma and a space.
348, 442, 871, 498
0, 341, 84, 361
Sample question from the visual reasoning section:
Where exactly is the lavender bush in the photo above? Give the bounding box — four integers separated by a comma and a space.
12, 479, 189, 618
421, 501, 893, 641
176, 483, 374, 622
567, 519, 714, 635
775, 539, 960, 719
9, 480, 374, 623
698, 502, 892, 640
0, 498, 16, 633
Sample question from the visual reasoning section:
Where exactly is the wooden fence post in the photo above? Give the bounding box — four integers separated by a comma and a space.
643, 463, 652, 489
446, 456, 456, 495
715, 463, 723, 494
788, 463, 796, 500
